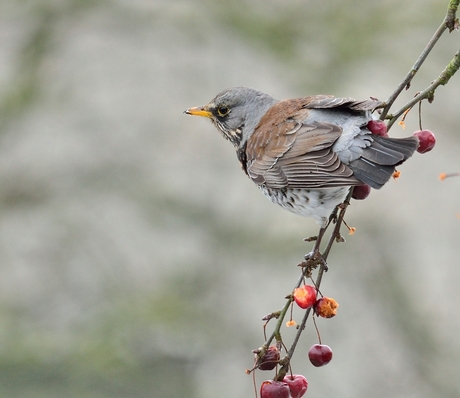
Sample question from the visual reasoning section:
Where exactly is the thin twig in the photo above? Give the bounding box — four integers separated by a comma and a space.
262, 272, 307, 349
273, 191, 353, 380
446, 0, 460, 32
380, 0, 459, 127
379, 24, 447, 121
387, 49, 460, 130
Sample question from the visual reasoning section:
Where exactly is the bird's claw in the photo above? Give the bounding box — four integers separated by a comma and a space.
304, 250, 328, 271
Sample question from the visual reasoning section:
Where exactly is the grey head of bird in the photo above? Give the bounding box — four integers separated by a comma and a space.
184, 87, 278, 148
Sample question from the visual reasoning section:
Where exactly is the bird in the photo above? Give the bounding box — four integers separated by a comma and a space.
184, 87, 419, 229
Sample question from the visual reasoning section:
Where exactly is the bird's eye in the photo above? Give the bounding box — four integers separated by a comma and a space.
217, 105, 230, 117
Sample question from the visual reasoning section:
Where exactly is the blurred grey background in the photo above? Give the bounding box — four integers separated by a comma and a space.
1, 0, 459, 397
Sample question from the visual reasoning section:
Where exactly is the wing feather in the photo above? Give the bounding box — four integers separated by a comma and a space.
246, 101, 361, 189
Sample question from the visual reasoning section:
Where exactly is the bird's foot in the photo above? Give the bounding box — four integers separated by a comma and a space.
303, 249, 328, 272
301, 225, 328, 274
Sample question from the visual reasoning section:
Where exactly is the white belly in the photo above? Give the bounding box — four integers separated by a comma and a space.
258, 185, 350, 227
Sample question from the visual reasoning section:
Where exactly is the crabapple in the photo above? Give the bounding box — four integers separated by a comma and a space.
413, 130, 436, 153
283, 374, 308, 398
293, 285, 317, 309
260, 380, 290, 398
308, 344, 333, 367
352, 184, 371, 200
258, 346, 280, 371
367, 120, 388, 137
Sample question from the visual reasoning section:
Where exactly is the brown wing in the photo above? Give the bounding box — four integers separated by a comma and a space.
245, 98, 362, 189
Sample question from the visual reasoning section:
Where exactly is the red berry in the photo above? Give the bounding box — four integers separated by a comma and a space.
351, 184, 371, 200
308, 344, 333, 367
413, 129, 436, 153
260, 380, 290, 398
257, 346, 280, 371
283, 374, 308, 398
293, 285, 317, 309
367, 120, 388, 137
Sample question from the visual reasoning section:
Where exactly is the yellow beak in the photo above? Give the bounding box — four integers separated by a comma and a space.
184, 106, 212, 119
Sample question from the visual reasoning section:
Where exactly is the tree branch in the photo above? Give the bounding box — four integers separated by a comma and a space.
252, 0, 459, 388
257, 191, 353, 381
386, 48, 460, 130
380, 0, 459, 124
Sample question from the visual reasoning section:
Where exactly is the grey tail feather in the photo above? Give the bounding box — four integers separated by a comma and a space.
348, 135, 419, 189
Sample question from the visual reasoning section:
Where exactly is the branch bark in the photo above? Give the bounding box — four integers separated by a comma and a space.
258, 191, 352, 381
386, 49, 460, 130
380, 0, 459, 129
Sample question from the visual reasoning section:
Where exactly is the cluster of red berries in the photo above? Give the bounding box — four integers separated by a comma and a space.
258, 285, 336, 398
260, 375, 308, 398
352, 120, 436, 200
293, 285, 335, 367
257, 346, 310, 398
293, 285, 338, 320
